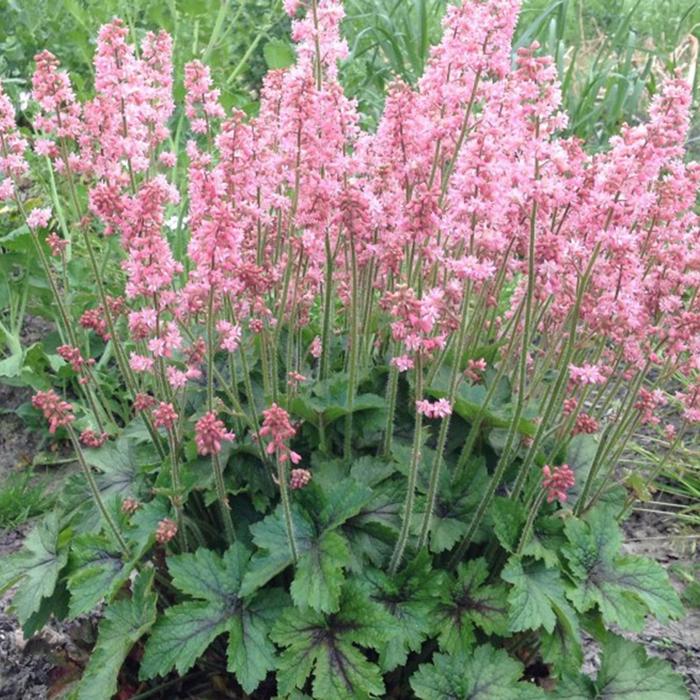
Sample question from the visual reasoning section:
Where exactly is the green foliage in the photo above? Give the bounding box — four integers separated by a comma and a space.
411, 645, 545, 699
0, 512, 67, 630
272, 583, 389, 699
563, 506, 684, 632
77, 568, 157, 700
0, 1, 696, 698
141, 543, 287, 693
0, 469, 53, 529
555, 633, 690, 699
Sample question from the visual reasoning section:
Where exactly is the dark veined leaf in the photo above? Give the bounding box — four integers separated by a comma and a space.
501, 557, 577, 641
490, 497, 526, 553
360, 552, 445, 671
271, 582, 389, 700
563, 507, 683, 632
241, 479, 371, 612
67, 533, 134, 617
0, 512, 68, 628
140, 544, 289, 694
291, 373, 386, 427
342, 478, 403, 570
418, 456, 490, 553
77, 568, 157, 700
554, 633, 689, 699
411, 645, 545, 699
435, 557, 509, 655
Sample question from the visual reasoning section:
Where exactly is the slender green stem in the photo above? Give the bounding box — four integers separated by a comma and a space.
516, 490, 546, 555
389, 357, 424, 573
277, 453, 298, 563
67, 425, 129, 556
213, 453, 235, 543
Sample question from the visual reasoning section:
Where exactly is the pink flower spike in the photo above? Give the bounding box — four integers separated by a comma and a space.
416, 398, 452, 419
569, 364, 606, 386
32, 390, 75, 433
290, 468, 312, 489
152, 402, 178, 430
542, 464, 576, 503
155, 518, 178, 544
195, 411, 235, 456
27, 207, 51, 230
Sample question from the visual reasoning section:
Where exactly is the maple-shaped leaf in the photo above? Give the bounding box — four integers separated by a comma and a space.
501, 555, 579, 650
0, 512, 68, 629
342, 478, 402, 570
77, 568, 157, 700
241, 479, 371, 612
562, 507, 683, 632
67, 532, 137, 617
411, 645, 544, 699
554, 633, 688, 699
417, 456, 490, 553
360, 552, 445, 670
140, 543, 289, 694
435, 557, 509, 655
271, 582, 390, 700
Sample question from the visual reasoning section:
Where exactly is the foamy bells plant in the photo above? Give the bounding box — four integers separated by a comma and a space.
0, 0, 697, 697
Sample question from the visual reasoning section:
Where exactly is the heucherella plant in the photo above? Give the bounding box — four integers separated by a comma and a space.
0, 0, 697, 697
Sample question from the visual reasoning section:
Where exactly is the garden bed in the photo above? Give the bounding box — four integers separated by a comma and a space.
1, 398, 698, 699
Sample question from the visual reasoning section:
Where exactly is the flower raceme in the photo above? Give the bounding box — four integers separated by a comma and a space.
1, 0, 697, 579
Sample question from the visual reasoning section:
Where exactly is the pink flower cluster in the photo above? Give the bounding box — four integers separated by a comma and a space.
542, 464, 576, 503
416, 399, 453, 419
260, 403, 301, 464
32, 390, 75, 433
195, 412, 235, 456
12, 0, 700, 507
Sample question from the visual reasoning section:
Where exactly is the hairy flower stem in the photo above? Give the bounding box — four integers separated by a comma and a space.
450, 201, 539, 568
79, 225, 166, 457
277, 454, 298, 563
509, 243, 602, 502
455, 297, 526, 473
344, 229, 360, 460
11, 181, 109, 431
212, 453, 235, 543
166, 429, 188, 550
382, 359, 400, 459
67, 424, 129, 556
417, 295, 471, 550
389, 357, 424, 573
516, 490, 546, 556
318, 232, 334, 452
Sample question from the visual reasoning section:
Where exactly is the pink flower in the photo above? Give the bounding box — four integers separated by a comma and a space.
121, 497, 140, 515
260, 403, 299, 464
133, 393, 156, 412
46, 232, 68, 256
391, 355, 414, 372
27, 207, 51, 230
129, 353, 154, 373
155, 518, 178, 544
79, 429, 109, 448
195, 411, 235, 456
309, 336, 323, 359
152, 402, 178, 430
416, 398, 452, 419
290, 468, 312, 489
542, 464, 575, 503
217, 320, 242, 352
465, 358, 487, 383
568, 364, 606, 386
32, 390, 75, 433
